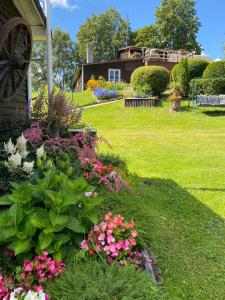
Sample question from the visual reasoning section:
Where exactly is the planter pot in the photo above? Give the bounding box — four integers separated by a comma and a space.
172, 99, 181, 111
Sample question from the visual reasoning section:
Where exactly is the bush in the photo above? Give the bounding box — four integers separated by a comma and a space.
131, 66, 169, 96
188, 59, 209, 79
191, 78, 225, 95
171, 58, 190, 96
46, 260, 162, 300
203, 61, 225, 78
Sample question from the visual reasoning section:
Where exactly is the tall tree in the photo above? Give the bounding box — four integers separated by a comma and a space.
75, 8, 131, 63
134, 25, 162, 48
155, 0, 202, 53
32, 28, 76, 91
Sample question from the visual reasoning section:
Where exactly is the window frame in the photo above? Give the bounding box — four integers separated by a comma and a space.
108, 68, 121, 82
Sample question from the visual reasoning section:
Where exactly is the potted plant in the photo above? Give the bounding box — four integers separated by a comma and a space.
168, 82, 182, 111
135, 83, 153, 98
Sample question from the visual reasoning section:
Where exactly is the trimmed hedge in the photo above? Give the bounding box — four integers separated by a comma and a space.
188, 59, 209, 79
191, 78, 225, 95
171, 58, 190, 95
131, 66, 169, 96
203, 61, 225, 78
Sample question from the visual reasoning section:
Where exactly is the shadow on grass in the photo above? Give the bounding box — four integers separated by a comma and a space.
102, 176, 225, 299
203, 110, 225, 117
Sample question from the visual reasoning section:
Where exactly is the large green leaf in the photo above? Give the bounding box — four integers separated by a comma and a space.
53, 234, 70, 251
24, 219, 37, 237
85, 209, 99, 225
8, 203, 24, 226
67, 217, 86, 233
71, 177, 88, 192
30, 208, 50, 228
0, 227, 17, 241
49, 211, 68, 231
37, 232, 55, 251
0, 195, 13, 206
0, 210, 13, 227
8, 239, 31, 255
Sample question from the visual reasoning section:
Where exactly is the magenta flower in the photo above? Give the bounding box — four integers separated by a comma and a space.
81, 240, 88, 249
23, 260, 33, 272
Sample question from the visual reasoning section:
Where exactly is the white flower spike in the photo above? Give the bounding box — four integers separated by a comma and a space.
36, 145, 45, 159
4, 138, 17, 155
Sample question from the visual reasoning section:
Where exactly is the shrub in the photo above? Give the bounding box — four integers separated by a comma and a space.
87, 79, 100, 90
191, 78, 225, 95
171, 58, 190, 96
203, 61, 225, 78
188, 59, 209, 79
131, 66, 169, 96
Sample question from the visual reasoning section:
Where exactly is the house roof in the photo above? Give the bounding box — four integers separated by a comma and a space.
13, 0, 46, 41
82, 57, 143, 67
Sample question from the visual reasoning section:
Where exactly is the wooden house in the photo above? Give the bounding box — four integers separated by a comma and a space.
0, 0, 46, 137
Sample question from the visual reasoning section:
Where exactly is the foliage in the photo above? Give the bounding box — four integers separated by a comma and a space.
97, 153, 127, 171
155, 0, 202, 53
87, 79, 100, 90
191, 78, 225, 95
46, 259, 161, 300
75, 8, 131, 63
188, 59, 209, 79
93, 88, 119, 100
135, 83, 153, 98
32, 88, 83, 132
134, 24, 162, 48
0, 157, 101, 260
203, 61, 225, 78
171, 58, 190, 95
79, 212, 140, 265
32, 28, 76, 91
131, 66, 169, 96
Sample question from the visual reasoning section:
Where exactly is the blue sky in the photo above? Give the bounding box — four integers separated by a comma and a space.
46, 0, 224, 60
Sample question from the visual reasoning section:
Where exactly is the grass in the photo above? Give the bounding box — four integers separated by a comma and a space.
79, 100, 225, 299
66, 90, 97, 107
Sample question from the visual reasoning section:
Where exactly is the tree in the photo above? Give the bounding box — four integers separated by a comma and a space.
134, 25, 162, 48
32, 28, 76, 91
75, 8, 131, 63
155, 0, 202, 53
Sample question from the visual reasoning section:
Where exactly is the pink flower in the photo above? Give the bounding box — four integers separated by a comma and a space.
94, 225, 100, 232
100, 222, 107, 231
105, 212, 112, 221
103, 245, 110, 254
109, 244, 116, 253
95, 244, 101, 252
122, 240, 130, 251
23, 260, 33, 272
107, 235, 115, 244
35, 264, 46, 270
34, 286, 43, 292
45, 294, 50, 300
98, 233, 105, 242
112, 251, 119, 257
81, 240, 88, 249
131, 230, 138, 238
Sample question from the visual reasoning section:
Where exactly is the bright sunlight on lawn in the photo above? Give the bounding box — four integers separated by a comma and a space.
82, 100, 225, 299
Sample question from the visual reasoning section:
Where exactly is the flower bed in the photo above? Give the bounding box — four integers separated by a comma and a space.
93, 88, 119, 101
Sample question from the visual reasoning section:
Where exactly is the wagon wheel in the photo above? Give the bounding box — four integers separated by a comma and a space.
0, 17, 32, 102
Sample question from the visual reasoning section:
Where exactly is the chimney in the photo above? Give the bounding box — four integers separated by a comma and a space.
87, 43, 94, 64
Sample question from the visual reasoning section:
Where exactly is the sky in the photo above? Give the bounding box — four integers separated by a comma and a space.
43, 0, 225, 60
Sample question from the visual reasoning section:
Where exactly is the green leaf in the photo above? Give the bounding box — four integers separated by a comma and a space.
8, 239, 31, 255
67, 217, 86, 233
53, 250, 63, 261
0, 195, 13, 205
49, 211, 68, 231
24, 219, 37, 237
0, 210, 12, 227
54, 234, 70, 250
71, 177, 88, 192
8, 203, 24, 226
30, 208, 50, 228
85, 209, 99, 224
0, 227, 17, 241
37, 232, 55, 251
16, 232, 27, 239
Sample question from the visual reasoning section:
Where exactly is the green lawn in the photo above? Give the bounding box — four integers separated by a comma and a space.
81, 100, 225, 299
66, 90, 97, 107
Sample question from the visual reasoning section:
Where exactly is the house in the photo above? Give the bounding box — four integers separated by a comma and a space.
0, 0, 46, 137
73, 47, 190, 92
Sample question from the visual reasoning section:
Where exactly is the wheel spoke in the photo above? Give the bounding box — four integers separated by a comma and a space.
0, 60, 9, 65
0, 67, 8, 81
2, 44, 10, 59
11, 70, 16, 92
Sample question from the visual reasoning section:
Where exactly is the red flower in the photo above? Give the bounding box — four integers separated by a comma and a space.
89, 249, 95, 256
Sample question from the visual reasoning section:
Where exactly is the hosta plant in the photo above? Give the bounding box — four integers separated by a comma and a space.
0, 163, 101, 260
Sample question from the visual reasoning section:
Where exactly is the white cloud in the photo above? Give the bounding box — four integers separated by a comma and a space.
214, 58, 221, 61
50, 0, 79, 10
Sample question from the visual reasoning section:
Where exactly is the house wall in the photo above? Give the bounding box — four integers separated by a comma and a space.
0, 0, 28, 137
82, 59, 144, 90
145, 60, 177, 72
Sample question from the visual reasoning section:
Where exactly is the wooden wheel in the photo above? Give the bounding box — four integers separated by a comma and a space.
0, 17, 32, 102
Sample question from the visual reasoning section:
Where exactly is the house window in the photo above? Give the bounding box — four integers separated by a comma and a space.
108, 69, 121, 82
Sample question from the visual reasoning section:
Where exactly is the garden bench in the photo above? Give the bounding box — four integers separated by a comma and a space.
196, 95, 225, 107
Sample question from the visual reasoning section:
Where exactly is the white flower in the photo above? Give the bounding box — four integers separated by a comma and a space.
23, 161, 34, 174
4, 138, 17, 155
9, 288, 24, 300
20, 150, 29, 159
36, 145, 45, 159
7, 152, 22, 171
24, 291, 46, 300
16, 133, 27, 153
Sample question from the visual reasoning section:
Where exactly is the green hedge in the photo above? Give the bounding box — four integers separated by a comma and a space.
171, 58, 190, 95
191, 78, 225, 95
188, 59, 209, 79
203, 61, 225, 78
131, 66, 169, 96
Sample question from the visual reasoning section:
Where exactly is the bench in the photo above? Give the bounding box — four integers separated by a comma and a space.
125, 97, 158, 108
196, 95, 225, 107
